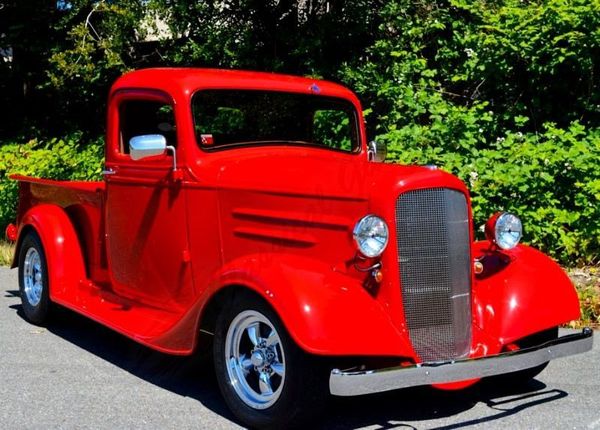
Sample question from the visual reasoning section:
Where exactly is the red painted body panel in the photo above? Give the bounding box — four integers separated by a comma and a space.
10, 69, 582, 368
5, 223, 17, 242
16, 204, 87, 300
10, 176, 105, 279
201, 253, 414, 356
104, 165, 193, 311
472, 241, 580, 345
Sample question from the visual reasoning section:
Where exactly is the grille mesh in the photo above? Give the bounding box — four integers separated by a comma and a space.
395, 188, 471, 362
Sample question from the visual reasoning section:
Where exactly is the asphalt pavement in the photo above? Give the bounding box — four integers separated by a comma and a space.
1, 266, 599, 429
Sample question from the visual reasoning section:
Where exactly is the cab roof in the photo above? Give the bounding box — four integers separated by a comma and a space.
110, 68, 358, 102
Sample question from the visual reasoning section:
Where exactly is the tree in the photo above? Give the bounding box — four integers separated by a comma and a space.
1, 0, 384, 137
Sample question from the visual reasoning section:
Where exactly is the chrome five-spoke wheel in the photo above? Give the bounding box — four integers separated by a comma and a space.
213, 294, 328, 428
225, 310, 286, 409
23, 247, 43, 306
18, 231, 50, 325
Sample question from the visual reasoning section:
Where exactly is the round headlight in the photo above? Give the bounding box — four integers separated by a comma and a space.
353, 215, 389, 258
486, 212, 522, 250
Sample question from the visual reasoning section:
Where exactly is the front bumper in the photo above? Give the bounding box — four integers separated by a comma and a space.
330, 328, 593, 396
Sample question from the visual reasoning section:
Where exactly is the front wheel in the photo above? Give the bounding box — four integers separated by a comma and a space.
213, 293, 327, 429
18, 231, 50, 325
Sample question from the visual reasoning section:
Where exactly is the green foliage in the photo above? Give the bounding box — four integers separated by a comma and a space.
150, 0, 381, 74
384, 122, 600, 264
446, 0, 600, 128
1, 0, 383, 135
47, 1, 144, 88
0, 134, 103, 231
2, 0, 599, 264
566, 267, 600, 328
312, 110, 353, 151
341, 0, 600, 264
342, 0, 600, 136
198, 107, 247, 136
577, 285, 600, 328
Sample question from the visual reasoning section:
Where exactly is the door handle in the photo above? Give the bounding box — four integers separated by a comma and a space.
102, 168, 117, 176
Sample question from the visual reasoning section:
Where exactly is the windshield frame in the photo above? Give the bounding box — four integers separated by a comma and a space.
190, 89, 362, 155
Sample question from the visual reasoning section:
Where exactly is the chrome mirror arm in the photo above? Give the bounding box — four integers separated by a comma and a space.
166, 145, 177, 171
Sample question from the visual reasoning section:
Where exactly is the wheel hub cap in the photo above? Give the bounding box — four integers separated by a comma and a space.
225, 310, 286, 410
23, 247, 43, 307
251, 350, 266, 368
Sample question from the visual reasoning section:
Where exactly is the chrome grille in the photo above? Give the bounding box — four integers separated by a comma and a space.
395, 188, 471, 362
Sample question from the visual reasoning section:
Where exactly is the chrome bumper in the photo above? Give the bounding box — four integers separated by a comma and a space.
330, 328, 593, 396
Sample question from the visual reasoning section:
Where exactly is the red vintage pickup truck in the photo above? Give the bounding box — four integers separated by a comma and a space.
7, 68, 593, 428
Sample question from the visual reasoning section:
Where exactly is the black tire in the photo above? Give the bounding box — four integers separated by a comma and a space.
18, 231, 50, 325
213, 292, 328, 429
490, 327, 559, 386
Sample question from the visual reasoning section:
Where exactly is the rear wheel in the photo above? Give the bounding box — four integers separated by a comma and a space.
213, 293, 327, 429
18, 231, 50, 325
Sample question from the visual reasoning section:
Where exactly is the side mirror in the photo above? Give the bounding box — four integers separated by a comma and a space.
129, 134, 167, 160
367, 140, 387, 162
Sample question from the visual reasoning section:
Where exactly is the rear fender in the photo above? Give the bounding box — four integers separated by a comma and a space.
14, 204, 87, 300
473, 241, 580, 345
204, 253, 412, 356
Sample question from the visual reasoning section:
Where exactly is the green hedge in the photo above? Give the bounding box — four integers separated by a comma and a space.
339, 0, 600, 265
2, 1, 598, 267
0, 134, 103, 231
382, 122, 600, 265
1, 124, 598, 265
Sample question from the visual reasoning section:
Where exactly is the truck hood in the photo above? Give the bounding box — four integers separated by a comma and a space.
206, 146, 468, 204
200, 146, 471, 268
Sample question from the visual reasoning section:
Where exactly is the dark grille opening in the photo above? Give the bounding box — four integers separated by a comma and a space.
395, 188, 471, 362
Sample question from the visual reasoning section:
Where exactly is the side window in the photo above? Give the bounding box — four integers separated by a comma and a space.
119, 100, 176, 155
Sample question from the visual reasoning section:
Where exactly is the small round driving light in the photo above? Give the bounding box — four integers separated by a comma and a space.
485, 212, 523, 250
353, 215, 389, 258
372, 269, 384, 283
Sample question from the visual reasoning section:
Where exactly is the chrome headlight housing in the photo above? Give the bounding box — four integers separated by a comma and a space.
485, 212, 523, 250
353, 215, 389, 258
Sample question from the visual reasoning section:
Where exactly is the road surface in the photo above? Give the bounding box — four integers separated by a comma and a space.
1, 266, 598, 429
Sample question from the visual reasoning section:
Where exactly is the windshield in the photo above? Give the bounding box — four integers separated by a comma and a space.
191, 90, 359, 152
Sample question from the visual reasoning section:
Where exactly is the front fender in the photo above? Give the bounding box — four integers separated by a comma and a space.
205, 253, 413, 356
14, 204, 87, 301
473, 241, 580, 345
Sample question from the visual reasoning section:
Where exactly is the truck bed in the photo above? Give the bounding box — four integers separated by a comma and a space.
11, 174, 106, 281
11, 174, 104, 215
10, 174, 104, 193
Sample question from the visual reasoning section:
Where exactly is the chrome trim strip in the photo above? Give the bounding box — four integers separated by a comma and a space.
329, 328, 593, 396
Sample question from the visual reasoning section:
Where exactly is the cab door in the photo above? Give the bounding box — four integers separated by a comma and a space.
104, 89, 194, 311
